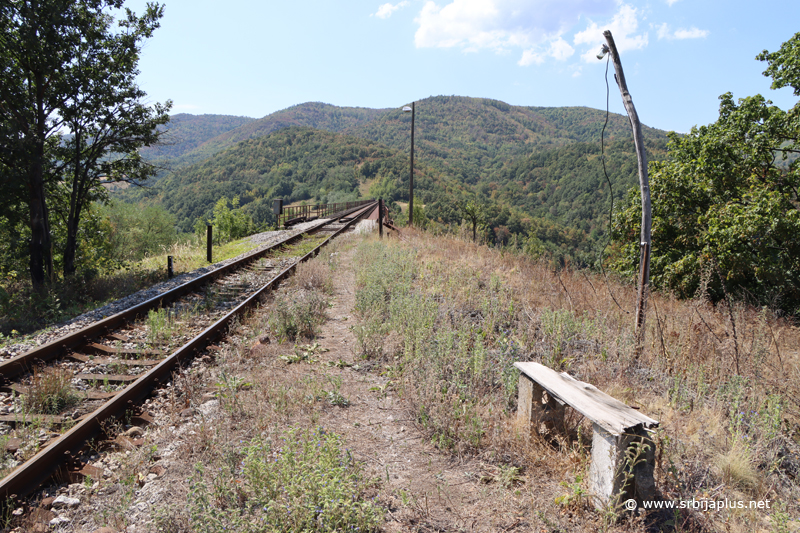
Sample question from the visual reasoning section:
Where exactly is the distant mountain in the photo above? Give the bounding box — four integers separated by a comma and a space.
125, 96, 670, 262
129, 126, 459, 233
140, 113, 256, 161
169, 102, 390, 168
344, 96, 668, 184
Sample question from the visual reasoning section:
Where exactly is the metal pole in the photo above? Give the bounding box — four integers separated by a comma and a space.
167, 256, 174, 278
378, 198, 383, 239
206, 225, 213, 263
409, 101, 415, 227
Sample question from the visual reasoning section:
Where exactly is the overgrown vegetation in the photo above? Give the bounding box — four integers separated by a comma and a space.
352, 231, 799, 531
188, 428, 382, 533
23, 366, 79, 415
612, 32, 800, 316
269, 291, 328, 342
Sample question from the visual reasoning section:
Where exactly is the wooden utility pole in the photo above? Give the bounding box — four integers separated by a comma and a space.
603, 30, 652, 355
409, 102, 415, 227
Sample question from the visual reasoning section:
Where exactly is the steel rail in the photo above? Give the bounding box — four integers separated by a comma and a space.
0, 202, 375, 381
0, 201, 378, 502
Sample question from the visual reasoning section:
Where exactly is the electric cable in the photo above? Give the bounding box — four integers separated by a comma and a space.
597, 53, 629, 314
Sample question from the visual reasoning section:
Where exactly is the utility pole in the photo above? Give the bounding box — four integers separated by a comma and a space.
403, 102, 415, 227
602, 30, 651, 356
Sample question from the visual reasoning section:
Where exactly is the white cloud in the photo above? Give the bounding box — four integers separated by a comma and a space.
413, 0, 610, 65
517, 37, 574, 66
373, 1, 409, 19
673, 27, 709, 39
665, 0, 681, 5
549, 37, 575, 61
656, 22, 708, 40
518, 49, 544, 66
573, 4, 648, 63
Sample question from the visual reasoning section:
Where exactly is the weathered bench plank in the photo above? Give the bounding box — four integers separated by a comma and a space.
514, 361, 658, 509
514, 362, 657, 436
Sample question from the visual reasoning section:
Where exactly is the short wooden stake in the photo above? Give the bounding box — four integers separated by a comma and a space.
206, 225, 213, 263
378, 199, 384, 239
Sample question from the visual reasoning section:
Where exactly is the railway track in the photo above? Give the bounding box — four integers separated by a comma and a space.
0, 201, 378, 504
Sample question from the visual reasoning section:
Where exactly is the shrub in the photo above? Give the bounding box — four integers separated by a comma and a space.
24, 366, 79, 415
269, 290, 327, 341
188, 427, 383, 533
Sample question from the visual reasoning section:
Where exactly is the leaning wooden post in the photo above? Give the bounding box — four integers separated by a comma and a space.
603, 30, 651, 357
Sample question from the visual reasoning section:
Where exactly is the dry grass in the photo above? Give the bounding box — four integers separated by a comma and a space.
32, 229, 797, 533
291, 258, 335, 295
349, 228, 800, 532
23, 366, 80, 415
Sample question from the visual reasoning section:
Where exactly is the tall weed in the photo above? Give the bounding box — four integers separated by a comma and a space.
188, 427, 382, 533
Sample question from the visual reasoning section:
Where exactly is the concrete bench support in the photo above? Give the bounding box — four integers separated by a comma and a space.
514, 362, 658, 510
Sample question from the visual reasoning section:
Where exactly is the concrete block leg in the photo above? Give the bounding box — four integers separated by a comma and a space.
588, 423, 656, 509
517, 375, 566, 436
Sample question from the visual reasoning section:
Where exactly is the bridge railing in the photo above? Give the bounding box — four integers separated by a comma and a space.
275, 199, 373, 228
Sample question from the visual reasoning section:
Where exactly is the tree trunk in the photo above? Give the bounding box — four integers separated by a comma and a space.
27, 162, 50, 287
63, 131, 83, 277
28, 134, 53, 287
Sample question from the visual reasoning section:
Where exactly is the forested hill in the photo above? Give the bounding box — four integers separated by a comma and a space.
344, 96, 668, 184
139, 113, 256, 161
133, 126, 459, 233
155, 97, 668, 178
168, 103, 390, 168
129, 96, 670, 263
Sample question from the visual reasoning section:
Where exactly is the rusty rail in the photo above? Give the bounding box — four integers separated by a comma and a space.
0, 201, 378, 502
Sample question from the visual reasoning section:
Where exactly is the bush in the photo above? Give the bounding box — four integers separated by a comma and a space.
269, 290, 327, 341
99, 200, 178, 262
188, 427, 383, 533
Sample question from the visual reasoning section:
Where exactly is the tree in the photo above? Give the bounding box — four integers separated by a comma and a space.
611, 33, 800, 314
459, 198, 485, 242
0, 0, 170, 285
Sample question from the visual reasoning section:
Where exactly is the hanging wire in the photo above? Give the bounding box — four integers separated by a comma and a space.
597, 52, 629, 314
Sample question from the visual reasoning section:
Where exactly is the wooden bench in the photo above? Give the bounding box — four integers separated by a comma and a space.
514, 362, 658, 509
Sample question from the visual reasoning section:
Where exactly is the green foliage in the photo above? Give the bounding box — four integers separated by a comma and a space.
193, 196, 255, 245
611, 90, 800, 312
211, 196, 254, 243
188, 427, 382, 533
0, 200, 119, 281
757, 32, 800, 96
459, 198, 486, 241
0, 0, 170, 283
99, 201, 178, 262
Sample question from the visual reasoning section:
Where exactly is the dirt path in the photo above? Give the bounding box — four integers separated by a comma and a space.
12, 237, 530, 533
307, 243, 527, 532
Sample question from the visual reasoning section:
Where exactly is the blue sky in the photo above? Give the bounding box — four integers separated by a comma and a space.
126, 0, 800, 133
